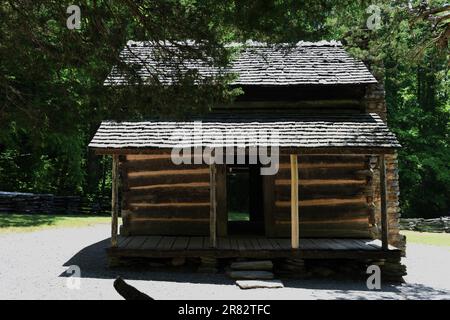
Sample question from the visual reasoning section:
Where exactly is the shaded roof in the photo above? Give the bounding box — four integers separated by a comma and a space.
105, 40, 377, 86
89, 113, 400, 153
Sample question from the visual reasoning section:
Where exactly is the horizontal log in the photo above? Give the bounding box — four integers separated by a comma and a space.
131, 217, 209, 222
128, 204, 210, 216
275, 184, 366, 201
126, 221, 208, 236
281, 147, 396, 155
278, 162, 365, 170
124, 221, 369, 238
124, 158, 207, 172
274, 204, 370, 221
128, 209, 209, 220
275, 167, 368, 180
218, 109, 363, 115
279, 154, 366, 163
127, 168, 209, 178
126, 153, 172, 160
272, 225, 370, 238
129, 182, 209, 192
124, 187, 209, 203
216, 99, 362, 110
127, 172, 209, 187
275, 179, 366, 186
276, 192, 366, 202
276, 218, 368, 225
130, 202, 209, 208
275, 196, 366, 207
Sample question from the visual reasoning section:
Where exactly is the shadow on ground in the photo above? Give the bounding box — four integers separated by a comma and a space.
61, 238, 450, 300
62, 238, 233, 286
283, 280, 450, 300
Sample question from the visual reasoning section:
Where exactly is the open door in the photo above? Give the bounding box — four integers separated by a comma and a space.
226, 164, 265, 235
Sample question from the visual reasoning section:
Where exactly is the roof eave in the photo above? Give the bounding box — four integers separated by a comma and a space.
90, 145, 399, 156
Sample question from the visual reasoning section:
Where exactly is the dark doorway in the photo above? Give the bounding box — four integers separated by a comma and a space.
226, 164, 264, 235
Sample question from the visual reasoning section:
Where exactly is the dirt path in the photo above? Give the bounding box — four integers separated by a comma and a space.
0, 224, 449, 300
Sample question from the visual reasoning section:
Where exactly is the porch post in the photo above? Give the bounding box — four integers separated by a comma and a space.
379, 154, 389, 250
111, 154, 119, 248
209, 164, 217, 248
290, 154, 299, 249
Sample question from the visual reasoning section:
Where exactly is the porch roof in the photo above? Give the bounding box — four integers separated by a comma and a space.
89, 113, 400, 154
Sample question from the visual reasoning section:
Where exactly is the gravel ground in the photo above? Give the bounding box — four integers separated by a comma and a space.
0, 224, 449, 300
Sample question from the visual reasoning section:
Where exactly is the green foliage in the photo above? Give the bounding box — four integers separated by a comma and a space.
0, 0, 237, 197
381, 3, 449, 218
321, 0, 449, 218
0, 0, 448, 217
388, 73, 449, 218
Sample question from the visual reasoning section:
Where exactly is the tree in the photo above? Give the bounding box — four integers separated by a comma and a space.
0, 0, 448, 218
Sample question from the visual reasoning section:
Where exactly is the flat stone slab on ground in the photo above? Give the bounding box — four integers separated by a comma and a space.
228, 271, 274, 280
236, 280, 284, 289
230, 260, 273, 270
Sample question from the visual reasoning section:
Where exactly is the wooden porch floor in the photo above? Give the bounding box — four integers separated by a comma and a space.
107, 236, 401, 260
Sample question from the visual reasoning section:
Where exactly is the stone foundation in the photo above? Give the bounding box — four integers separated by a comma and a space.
364, 83, 406, 256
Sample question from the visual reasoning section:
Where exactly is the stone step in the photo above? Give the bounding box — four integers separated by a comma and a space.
278, 264, 306, 272
236, 280, 284, 289
285, 258, 305, 266
197, 266, 218, 274
230, 260, 273, 271
228, 270, 274, 280
170, 257, 186, 266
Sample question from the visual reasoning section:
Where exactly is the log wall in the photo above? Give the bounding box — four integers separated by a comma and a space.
120, 154, 210, 236
119, 152, 402, 244
119, 153, 376, 238
271, 155, 373, 238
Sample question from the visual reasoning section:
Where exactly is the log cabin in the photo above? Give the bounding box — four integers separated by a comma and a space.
89, 40, 406, 274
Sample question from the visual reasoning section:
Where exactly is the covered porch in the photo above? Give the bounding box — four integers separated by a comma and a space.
104, 148, 400, 261
89, 113, 402, 262
108, 235, 401, 260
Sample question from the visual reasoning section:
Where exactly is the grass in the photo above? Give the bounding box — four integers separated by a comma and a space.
228, 211, 250, 222
2, 213, 450, 248
401, 230, 450, 247
0, 213, 113, 234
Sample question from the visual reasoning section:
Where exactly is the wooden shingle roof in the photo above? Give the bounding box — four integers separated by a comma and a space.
105, 40, 377, 86
89, 113, 400, 153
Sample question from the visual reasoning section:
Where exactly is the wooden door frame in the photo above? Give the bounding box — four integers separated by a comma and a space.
215, 163, 276, 237
215, 164, 228, 237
